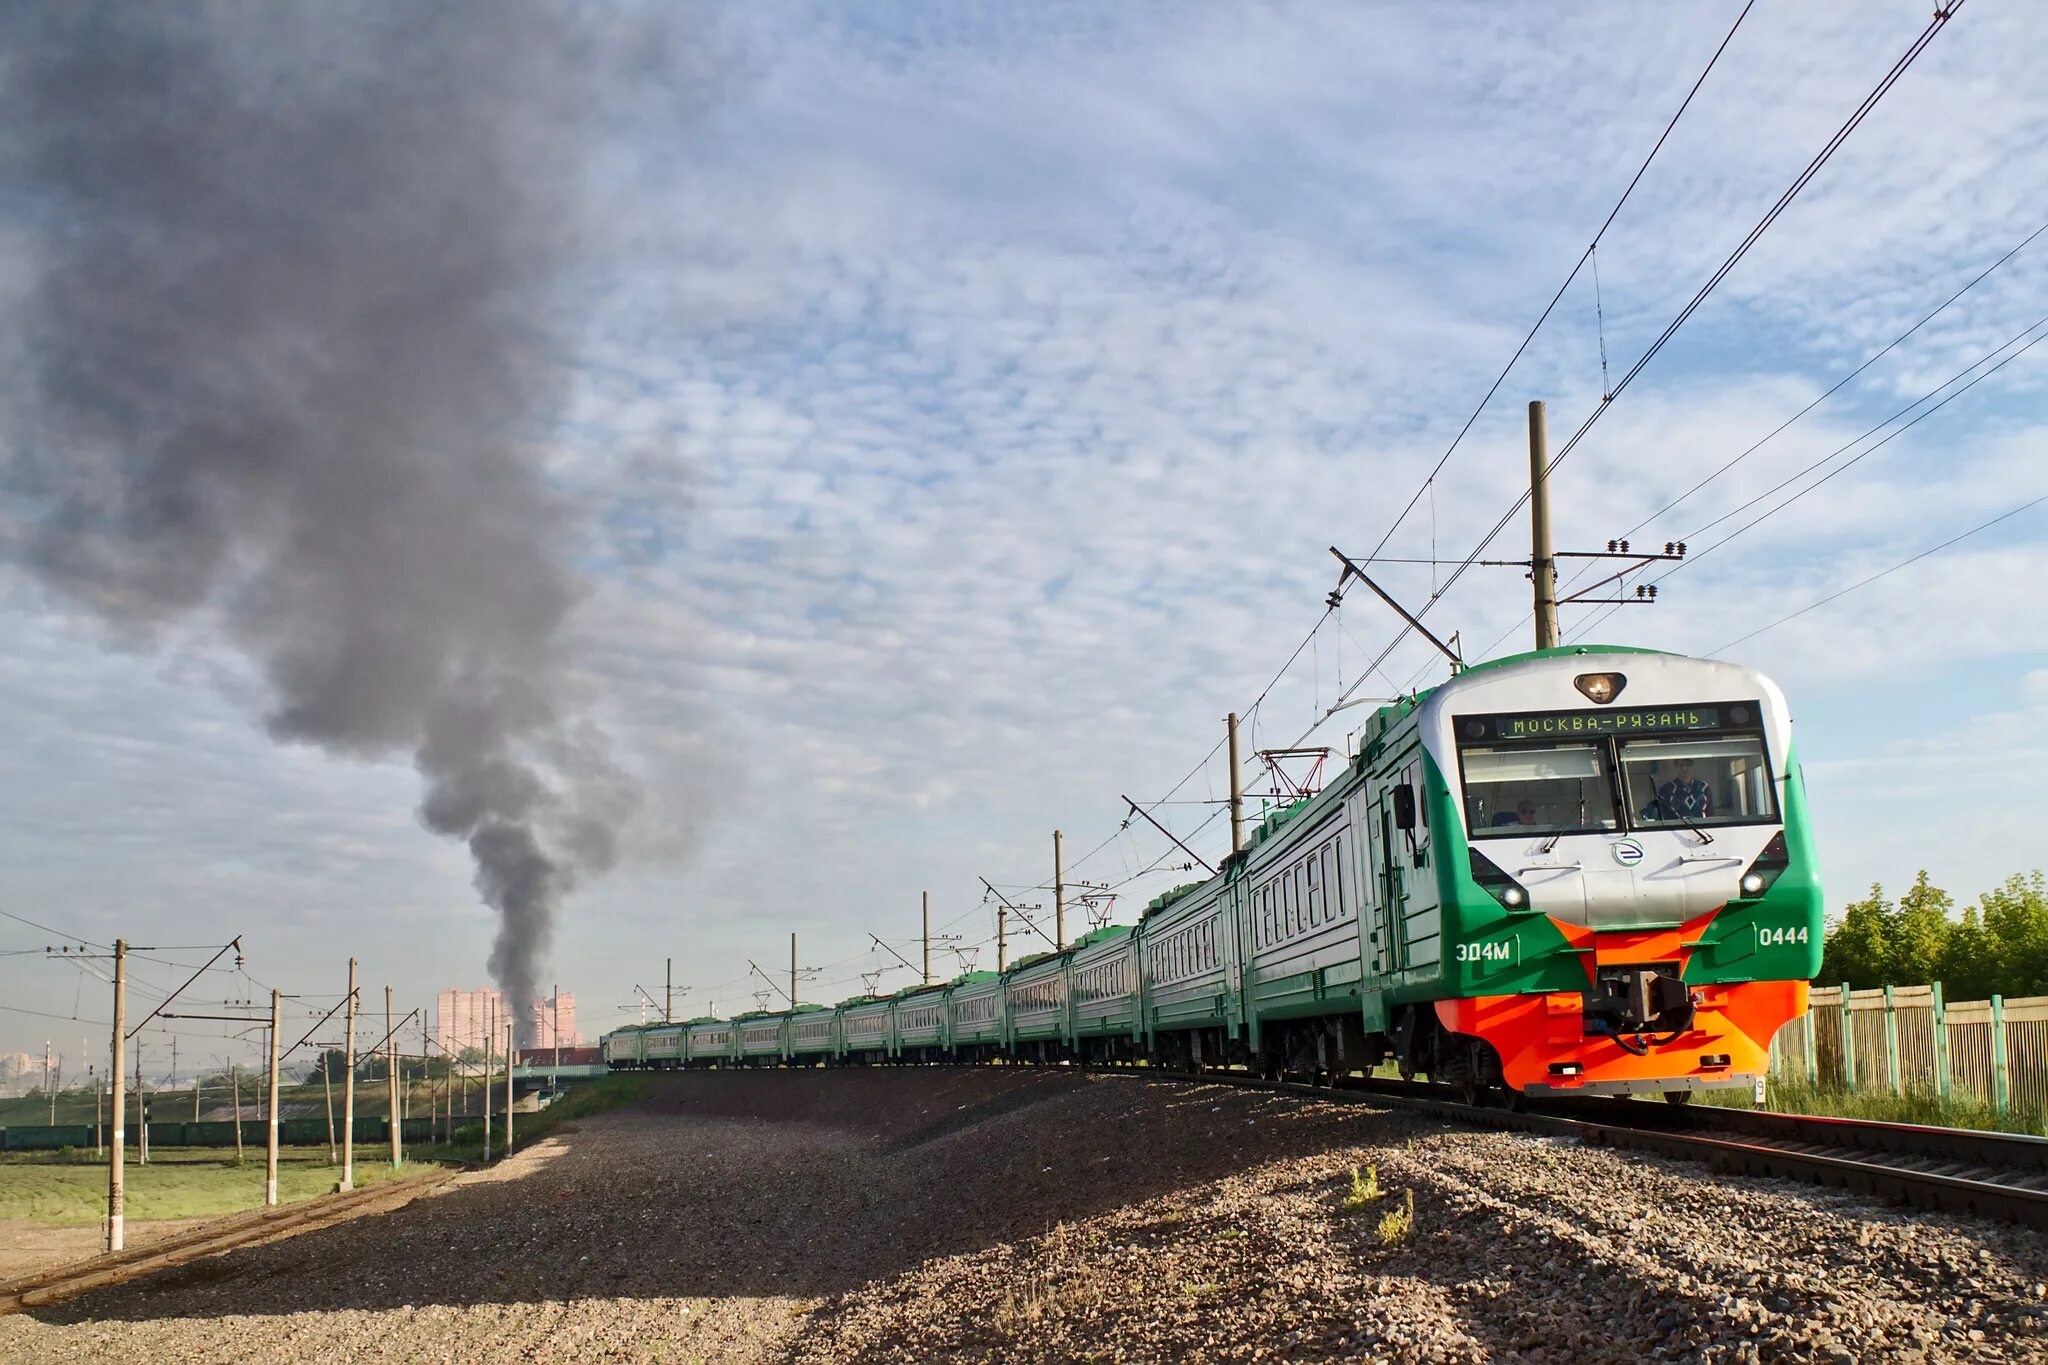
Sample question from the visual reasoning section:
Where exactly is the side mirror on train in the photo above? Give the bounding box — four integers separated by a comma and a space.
1393, 784, 1416, 832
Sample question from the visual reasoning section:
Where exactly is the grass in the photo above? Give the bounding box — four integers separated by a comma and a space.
0, 1074, 650, 1229
0, 1075, 498, 1129
0, 1147, 444, 1227
1699, 1078, 2048, 1136
1341, 1164, 1383, 1211
1375, 1189, 1416, 1247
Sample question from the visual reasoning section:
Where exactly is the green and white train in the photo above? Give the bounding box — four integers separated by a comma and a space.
605, 646, 1824, 1102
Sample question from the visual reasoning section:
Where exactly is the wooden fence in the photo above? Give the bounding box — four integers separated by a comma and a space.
1769, 983, 2046, 1116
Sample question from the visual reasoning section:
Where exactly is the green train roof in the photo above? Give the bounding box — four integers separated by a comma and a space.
1066, 924, 1132, 951
947, 970, 1000, 989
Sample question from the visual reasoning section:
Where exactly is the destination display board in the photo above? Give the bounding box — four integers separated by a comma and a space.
1456, 700, 1759, 743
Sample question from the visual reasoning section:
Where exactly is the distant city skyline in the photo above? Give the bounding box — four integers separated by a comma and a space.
435, 987, 578, 1055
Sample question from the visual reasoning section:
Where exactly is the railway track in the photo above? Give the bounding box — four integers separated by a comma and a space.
1088, 1065, 2048, 1230
0, 1169, 460, 1318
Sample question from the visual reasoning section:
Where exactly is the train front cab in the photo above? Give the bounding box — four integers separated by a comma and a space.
1409, 648, 1823, 1101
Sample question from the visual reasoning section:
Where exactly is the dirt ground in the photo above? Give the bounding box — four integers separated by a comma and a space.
3, 1069, 2047, 1363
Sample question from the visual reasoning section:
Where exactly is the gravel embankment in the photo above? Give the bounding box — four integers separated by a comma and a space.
4, 1070, 2046, 1363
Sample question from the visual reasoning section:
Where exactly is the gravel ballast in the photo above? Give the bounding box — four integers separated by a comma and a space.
3, 1070, 2045, 1363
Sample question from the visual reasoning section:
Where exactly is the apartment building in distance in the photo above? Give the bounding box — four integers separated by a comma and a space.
437, 987, 580, 1054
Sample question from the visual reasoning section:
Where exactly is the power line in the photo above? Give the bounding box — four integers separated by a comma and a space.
1326, 2, 1967, 702
1355, 0, 1759, 570
0, 907, 108, 948
1715, 494, 2048, 653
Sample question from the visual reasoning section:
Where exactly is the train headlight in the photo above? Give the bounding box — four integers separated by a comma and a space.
1574, 671, 1627, 704
1469, 848, 1535, 913
1736, 831, 1790, 899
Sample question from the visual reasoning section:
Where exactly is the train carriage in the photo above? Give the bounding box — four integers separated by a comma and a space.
1139, 881, 1238, 1069
685, 1019, 732, 1068
1234, 759, 1372, 1078
642, 1024, 684, 1070
893, 986, 946, 1062
839, 996, 891, 1064
947, 971, 1003, 1060
1066, 925, 1141, 1062
736, 1012, 786, 1065
789, 1004, 834, 1064
1004, 951, 1067, 1059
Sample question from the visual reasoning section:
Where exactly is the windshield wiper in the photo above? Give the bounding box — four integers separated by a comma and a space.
1647, 799, 1714, 845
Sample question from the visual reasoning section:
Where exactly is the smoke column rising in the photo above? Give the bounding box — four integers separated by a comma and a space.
0, 4, 638, 1038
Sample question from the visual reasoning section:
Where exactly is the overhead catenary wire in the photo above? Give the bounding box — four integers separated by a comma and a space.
1353, 0, 1760, 570
1714, 493, 2048, 653
1313, 3, 1968, 725
1563, 311, 2048, 645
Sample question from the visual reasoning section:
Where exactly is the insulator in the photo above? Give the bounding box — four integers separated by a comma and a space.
1677, 542, 1687, 556
1619, 539, 1630, 553
1664, 542, 1675, 555
1607, 539, 1618, 552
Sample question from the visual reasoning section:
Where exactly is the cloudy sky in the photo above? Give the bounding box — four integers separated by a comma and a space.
4, 1, 2046, 1068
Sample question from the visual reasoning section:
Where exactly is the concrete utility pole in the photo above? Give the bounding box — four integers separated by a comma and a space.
504, 1022, 515, 1156
136, 1039, 148, 1166
790, 933, 798, 1008
265, 989, 281, 1207
193, 1058, 201, 1123
386, 987, 401, 1169
45, 1039, 53, 1125
922, 892, 932, 985
997, 906, 1008, 973
425, 1011, 436, 1132
341, 959, 356, 1191
107, 939, 126, 1253
1228, 712, 1246, 856
232, 1062, 243, 1160
1053, 829, 1066, 950
665, 958, 673, 1024
482, 999, 493, 1163
321, 1051, 335, 1164
552, 984, 560, 1079
1528, 398, 1558, 650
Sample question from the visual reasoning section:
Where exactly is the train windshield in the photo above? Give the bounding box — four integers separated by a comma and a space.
1618, 735, 1778, 828
1460, 743, 1620, 838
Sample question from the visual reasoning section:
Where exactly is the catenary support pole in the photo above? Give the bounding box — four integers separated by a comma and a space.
1053, 829, 1066, 951
137, 1039, 148, 1166
483, 999, 493, 1163
504, 1022, 515, 1155
107, 938, 126, 1253
922, 892, 932, 986
45, 1039, 53, 1125
322, 1048, 336, 1164
790, 932, 798, 1007
1528, 399, 1558, 650
386, 987, 401, 1169
232, 1062, 243, 1160
341, 959, 356, 1191
665, 958, 673, 1024
997, 906, 1007, 973
1931, 980, 1951, 1102
1228, 713, 1245, 856
265, 989, 281, 1206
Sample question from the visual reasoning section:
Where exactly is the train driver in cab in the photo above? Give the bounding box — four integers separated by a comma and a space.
1491, 800, 1540, 828
1648, 757, 1711, 822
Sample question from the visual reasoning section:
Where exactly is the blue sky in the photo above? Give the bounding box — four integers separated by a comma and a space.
5, 1, 2047, 1065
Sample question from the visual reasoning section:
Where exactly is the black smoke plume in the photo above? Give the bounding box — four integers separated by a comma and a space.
0, 3, 641, 1039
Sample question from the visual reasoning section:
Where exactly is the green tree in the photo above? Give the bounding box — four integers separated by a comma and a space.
1885, 870, 1953, 986
1819, 883, 1894, 989
1981, 871, 2048, 997
1935, 907, 1998, 1002
308, 1048, 350, 1083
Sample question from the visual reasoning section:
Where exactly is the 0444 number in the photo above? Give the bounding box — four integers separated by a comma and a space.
1758, 926, 1810, 947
